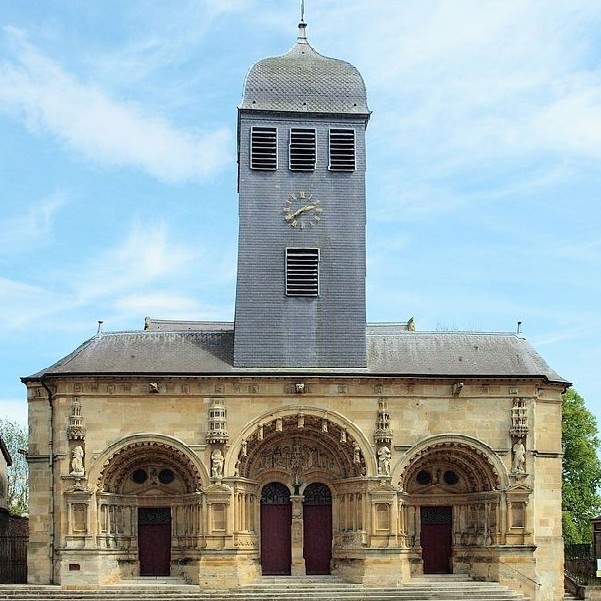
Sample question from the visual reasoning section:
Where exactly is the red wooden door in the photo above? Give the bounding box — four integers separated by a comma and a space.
261, 483, 291, 575
303, 505, 332, 574
421, 506, 452, 574
303, 482, 332, 575
138, 508, 171, 576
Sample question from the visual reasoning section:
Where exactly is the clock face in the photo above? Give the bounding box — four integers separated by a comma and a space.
282, 190, 323, 229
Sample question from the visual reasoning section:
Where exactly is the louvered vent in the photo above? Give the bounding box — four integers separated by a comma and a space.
289, 128, 316, 171
250, 126, 277, 170
286, 248, 319, 297
329, 128, 356, 171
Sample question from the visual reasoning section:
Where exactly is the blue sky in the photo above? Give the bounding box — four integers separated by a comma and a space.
1, 1, 600, 429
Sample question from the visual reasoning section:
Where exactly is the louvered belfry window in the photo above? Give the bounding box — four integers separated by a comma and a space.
250, 126, 277, 170
329, 128, 356, 171
289, 128, 316, 171
286, 248, 319, 296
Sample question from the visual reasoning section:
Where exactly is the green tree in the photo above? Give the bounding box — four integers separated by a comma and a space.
562, 389, 601, 545
0, 418, 28, 516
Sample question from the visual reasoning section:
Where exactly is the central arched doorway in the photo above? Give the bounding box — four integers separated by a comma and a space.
235, 408, 368, 577
303, 482, 332, 575
260, 482, 292, 575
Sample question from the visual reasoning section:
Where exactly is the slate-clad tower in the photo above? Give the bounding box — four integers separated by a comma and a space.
234, 21, 370, 367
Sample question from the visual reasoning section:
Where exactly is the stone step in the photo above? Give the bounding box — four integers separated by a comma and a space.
0, 577, 531, 601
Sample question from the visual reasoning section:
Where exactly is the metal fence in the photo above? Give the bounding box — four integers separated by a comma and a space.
564, 543, 601, 587
0, 535, 27, 583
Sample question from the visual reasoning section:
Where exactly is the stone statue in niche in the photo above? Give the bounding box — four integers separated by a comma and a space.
512, 439, 526, 473
211, 448, 225, 479
70, 445, 85, 477
377, 445, 391, 476
352, 441, 361, 464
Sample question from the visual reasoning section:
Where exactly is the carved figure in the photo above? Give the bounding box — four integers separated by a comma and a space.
70, 445, 85, 476
352, 441, 361, 464
377, 445, 391, 476
211, 448, 225, 478
512, 439, 526, 473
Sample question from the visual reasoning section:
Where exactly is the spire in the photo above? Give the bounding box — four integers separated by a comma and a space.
298, 0, 308, 42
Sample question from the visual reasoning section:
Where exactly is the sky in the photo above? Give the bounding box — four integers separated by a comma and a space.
0, 0, 600, 430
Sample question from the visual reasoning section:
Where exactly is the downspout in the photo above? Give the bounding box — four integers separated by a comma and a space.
40, 376, 56, 584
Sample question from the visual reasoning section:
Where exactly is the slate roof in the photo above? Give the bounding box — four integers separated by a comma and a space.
239, 26, 369, 115
23, 321, 568, 384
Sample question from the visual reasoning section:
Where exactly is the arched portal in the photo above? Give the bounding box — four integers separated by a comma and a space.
397, 437, 505, 575
94, 437, 204, 577
234, 408, 369, 576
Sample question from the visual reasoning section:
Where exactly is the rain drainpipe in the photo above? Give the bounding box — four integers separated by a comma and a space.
41, 376, 56, 584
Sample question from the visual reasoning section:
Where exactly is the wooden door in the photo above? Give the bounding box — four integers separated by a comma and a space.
421, 506, 452, 574
261, 483, 291, 575
138, 508, 171, 576
303, 483, 332, 575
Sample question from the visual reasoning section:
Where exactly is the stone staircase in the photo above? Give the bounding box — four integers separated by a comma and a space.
0, 575, 534, 601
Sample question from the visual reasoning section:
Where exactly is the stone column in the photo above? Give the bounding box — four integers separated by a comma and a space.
290, 495, 306, 576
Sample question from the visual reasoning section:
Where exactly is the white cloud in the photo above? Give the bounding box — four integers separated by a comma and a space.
72, 220, 199, 304
0, 195, 67, 255
0, 278, 71, 329
533, 85, 601, 161
321, 1, 601, 176
0, 28, 233, 183
113, 293, 230, 323
0, 220, 202, 329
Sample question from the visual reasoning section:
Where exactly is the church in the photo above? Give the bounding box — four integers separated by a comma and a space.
22, 16, 567, 601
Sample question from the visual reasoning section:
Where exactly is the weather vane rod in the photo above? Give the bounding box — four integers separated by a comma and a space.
300, 0, 305, 22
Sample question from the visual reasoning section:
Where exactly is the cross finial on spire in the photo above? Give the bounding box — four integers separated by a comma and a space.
298, 0, 308, 41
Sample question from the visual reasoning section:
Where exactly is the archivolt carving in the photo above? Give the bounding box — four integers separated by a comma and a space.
97, 439, 203, 494
235, 411, 367, 480
399, 438, 503, 494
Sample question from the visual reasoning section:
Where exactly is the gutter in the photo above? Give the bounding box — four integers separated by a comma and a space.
40, 376, 56, 585
22, 370, 571, 388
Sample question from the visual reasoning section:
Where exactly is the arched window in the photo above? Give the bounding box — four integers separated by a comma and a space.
303, 482, 332, 505
261, 482, 291, 505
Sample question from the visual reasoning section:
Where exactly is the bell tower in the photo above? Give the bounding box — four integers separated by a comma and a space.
233, 18, 370, 368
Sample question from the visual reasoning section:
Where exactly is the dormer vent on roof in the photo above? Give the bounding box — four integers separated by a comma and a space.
240, 23, 369, 115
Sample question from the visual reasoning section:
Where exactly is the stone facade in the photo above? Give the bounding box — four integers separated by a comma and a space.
22, 18, 567, 601
23, 371, 565, 599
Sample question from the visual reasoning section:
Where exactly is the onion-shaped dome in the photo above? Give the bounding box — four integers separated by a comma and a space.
240, 22, 369, 115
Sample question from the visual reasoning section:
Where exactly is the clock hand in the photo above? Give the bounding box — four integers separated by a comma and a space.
284, 204, 316, 220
